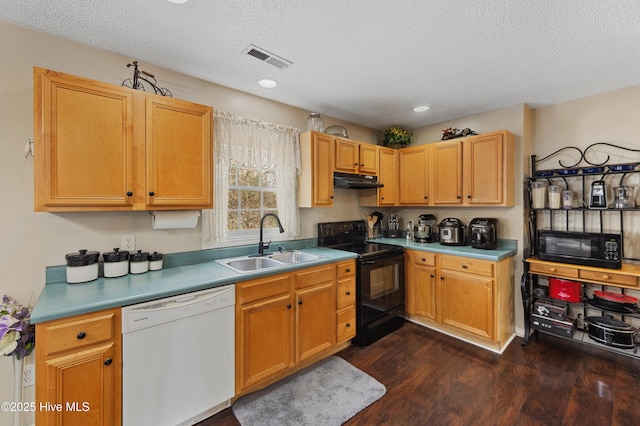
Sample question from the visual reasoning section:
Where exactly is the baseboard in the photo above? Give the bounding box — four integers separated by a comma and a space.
405, 316, 516, 354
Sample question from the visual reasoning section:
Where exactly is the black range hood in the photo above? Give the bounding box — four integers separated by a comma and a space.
333, 172, 384, 189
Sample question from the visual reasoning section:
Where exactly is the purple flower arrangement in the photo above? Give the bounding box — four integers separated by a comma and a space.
0, 295, 35, 359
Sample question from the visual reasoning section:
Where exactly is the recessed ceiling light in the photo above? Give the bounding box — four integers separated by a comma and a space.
167, 0, 189, 4
413, 106, 430, 112
258, 79, 278, 88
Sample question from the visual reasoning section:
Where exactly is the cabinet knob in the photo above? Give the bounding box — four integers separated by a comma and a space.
346, 323, 351, 328
287, 304, 292, 309
467, 195, 471, 199
126, 191, 133, 197
345, 268, 351, 273
457, 195, 461, 199
421, 257, 426, 262
354, 162, 359, 166
549, 267, 557, 272
346, 291, 351, 296
361, 164, 365, 167
440, 277, 444, 280
461, 264, 468, 269
430, 274, 435, 278
104, 358, 113, 366
424, 196, 428, 199
298, 299, 303, 305
331, 195, 334, 199
602, 274, 610, 280
148, 191, 155, 196
77, 331, 86, 340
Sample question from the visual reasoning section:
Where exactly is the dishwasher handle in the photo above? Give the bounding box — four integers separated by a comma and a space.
122, 284, 235, 333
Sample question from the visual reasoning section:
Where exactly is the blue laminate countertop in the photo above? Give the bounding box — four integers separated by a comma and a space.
31, 240, 356, 324
373, 238, 518, 261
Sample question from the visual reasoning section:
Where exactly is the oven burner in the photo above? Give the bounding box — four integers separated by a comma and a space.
318, 220, 405, 346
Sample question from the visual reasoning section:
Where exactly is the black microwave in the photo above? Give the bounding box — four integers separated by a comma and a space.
537, 230, 622, 269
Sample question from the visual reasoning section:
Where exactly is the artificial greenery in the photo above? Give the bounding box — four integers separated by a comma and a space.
382, 126, 412, 147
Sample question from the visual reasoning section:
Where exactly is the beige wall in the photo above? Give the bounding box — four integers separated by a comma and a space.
3, 18, 640, 422
0, 20, 376, 420
388, 104, 531, 337
531, 87, 640, 324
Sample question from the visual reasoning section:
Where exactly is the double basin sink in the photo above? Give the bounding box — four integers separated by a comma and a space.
216, 250, 323, 274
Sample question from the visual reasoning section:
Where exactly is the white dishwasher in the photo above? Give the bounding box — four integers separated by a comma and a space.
122, 284, 235, 426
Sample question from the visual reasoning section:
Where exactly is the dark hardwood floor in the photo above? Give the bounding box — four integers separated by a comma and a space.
199, 322, 640, 426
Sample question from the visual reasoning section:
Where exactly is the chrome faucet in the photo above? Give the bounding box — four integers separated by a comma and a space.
257, 213, 285, 256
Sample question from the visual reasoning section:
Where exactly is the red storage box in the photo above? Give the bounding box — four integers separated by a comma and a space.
548, 278, 581, 303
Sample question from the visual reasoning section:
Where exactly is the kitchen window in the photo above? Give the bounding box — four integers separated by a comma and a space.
202, 111, 300, 247
227, 163, 278, 233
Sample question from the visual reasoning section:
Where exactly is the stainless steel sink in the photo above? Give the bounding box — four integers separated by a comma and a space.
217, 257, 281, 273
216, 250, 323, 273
268, 250, 320, 264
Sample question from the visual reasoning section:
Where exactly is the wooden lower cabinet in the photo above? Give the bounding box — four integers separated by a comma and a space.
405, 250, 515, 351
235, 274, 294, 392
406, 250, 437, 321
440, 262, 494, 340
35, 308, 121, 426
295, 266, 336, 361
336, 260, 357, 343
235, 262, 343, 394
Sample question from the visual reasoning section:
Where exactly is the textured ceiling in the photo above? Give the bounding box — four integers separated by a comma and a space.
1, 0, 640, 130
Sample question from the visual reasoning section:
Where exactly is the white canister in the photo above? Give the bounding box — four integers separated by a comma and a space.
65, 249, 100, 284
548, 185, 562, 209
562, 190, 574, 209
129, 250, 149, 274
148, 251, 164, 271
531, 181, 548, 209
103, 248, 130, 278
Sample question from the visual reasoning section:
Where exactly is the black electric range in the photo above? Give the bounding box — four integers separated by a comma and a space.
318, 220, 405, 346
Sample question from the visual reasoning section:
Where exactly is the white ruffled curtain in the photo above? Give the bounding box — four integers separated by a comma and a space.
202, 111, 301, 245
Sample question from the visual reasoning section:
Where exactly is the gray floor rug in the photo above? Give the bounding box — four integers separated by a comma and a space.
232, 356, 386, 426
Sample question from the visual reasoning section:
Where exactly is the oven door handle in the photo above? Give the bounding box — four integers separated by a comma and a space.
361, 260, 377, 265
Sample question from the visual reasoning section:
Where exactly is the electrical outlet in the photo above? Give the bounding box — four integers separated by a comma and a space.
23, 363, 35, 387
121, 234, 135, 251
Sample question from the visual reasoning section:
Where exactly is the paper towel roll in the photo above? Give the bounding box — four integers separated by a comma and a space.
152, 210, 201, 229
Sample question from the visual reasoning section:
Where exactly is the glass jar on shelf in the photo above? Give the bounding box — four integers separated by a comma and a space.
306, 113, 324, 132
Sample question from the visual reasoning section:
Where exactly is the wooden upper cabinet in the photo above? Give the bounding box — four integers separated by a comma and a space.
358, 143, 378, 175
398, 145, 430, 205
298, 131, 335, 207
464, 131, 513, 206
377, 147, 398, 205
145, 96, 212, 209
431, 140, 463, 205
34, 67, 135, 210
334, 138, 378, 175
33, 67, 213, 212
335, 138, 359, 173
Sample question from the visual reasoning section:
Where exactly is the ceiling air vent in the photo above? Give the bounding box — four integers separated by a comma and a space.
243, 44, 292, 69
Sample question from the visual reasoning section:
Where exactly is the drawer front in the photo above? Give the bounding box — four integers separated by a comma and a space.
529, 262, 579, 279
337, 276, 356, 309
296, 264, 335, 289
337, 306, 356, 342
40, 311, 117, 356
440, 254, 494, 277
237, 274, 290, 305
336, 260, 356, 279
412, 251, 436, 267
579, 269, 638, 287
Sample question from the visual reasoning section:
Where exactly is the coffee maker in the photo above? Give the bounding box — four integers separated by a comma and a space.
469, 218, 498, 250
414, 214, 437, 243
